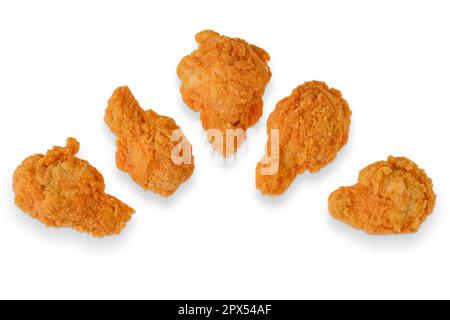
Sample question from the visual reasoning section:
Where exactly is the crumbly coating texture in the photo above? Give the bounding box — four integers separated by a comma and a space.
256, 81, 352, 196
328, 156, 436, 234
177, 30, 272, 156
13, 138, 134, 237
105, 86, 195, 197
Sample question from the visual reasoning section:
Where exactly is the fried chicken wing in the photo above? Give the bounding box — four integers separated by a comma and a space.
177, 30, 271, 157
13, 138, 134, 237
105, 86, 194, 197
328, 156, 436, 234
256, 81, 352, 196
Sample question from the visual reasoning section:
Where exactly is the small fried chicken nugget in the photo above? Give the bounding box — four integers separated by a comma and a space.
329, 156, 436, 234
177, 30, 272, 157
256, 81, 352, 196
13, 138, 134, 237
105, 86, 194, 197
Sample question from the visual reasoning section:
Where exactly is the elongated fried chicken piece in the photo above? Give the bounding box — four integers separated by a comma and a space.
329, 156, 436, 234
177, 30, 271, 157
13, 138, 134, 237
256, 81, 352, 196
105, 86, 194, 197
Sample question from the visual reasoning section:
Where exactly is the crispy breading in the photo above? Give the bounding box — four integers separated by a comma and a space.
13, 138, 134, 237
177, 30, 271, 156
105, 86, 194, 197
256, 81, 352, 196
328, 156, 436, 234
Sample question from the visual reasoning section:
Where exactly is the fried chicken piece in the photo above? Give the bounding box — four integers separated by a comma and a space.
105, 86, 194, 197
328, 156, 436, 234
177, 30, 272, 157
256, 81, 352, 196
13, 138, 134, 237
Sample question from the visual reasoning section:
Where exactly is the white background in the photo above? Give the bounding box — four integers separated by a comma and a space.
0, 0, 449, 300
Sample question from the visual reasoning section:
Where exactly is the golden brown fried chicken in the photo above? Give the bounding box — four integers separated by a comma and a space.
329, 156, 436, 234
256, 81, 352, 196
177, 30, 272, 157
105, 86, 194, 197
13, 138, 134, 237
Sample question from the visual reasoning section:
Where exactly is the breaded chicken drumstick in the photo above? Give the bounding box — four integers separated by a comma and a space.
13, 138, 134, 237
